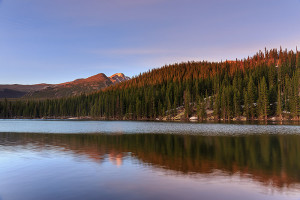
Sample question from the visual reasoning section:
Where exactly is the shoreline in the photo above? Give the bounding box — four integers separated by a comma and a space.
2, 116, 300, 125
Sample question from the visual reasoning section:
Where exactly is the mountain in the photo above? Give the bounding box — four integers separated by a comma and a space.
0, 73, 129, 99
0, 84, 51, 98
25, 73, 130, 99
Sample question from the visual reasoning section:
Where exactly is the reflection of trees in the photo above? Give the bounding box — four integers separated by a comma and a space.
1, 133, 300, 188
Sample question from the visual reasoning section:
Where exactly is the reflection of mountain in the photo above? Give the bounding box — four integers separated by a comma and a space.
1, 133, 300, 189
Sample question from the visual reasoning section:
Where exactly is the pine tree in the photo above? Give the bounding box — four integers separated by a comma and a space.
247, 76, 256, 120
258, 77, 269, 120
276, 85, 282, 120
213, 92, 220, 120
198, 96, 206, 121
184, 89, 191, 118
244, 89, 249, 119
233, 90, 241, 118
290, 70, 299, 119
296, 52, 300, 68
136, 98, 141, 119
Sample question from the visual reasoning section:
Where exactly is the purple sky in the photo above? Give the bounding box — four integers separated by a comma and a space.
0, 0, 300, 84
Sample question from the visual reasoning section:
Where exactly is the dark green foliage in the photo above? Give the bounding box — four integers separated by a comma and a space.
276, 85, 282, 119
197, 96, 206, 121
257, 77, 269, 120
184, 89, 191, 118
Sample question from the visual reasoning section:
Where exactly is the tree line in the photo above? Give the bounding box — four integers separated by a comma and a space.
0, 48, 299, 121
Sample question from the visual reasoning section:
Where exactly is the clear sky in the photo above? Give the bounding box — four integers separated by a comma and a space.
0, 0, 300, 84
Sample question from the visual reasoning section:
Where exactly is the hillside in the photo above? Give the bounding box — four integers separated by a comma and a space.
0, 89, 27, 98
0, 73, 129, 99
25, 73, 129, 98
0, 84, 51, 98
0, 48, 299, 121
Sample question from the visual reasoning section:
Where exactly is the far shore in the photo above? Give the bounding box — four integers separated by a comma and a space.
2, 116, 300, 125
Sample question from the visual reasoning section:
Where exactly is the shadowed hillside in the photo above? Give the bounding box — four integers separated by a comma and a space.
0, 84, 51, 98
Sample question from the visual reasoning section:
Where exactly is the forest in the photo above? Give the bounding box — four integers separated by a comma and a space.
0, 48, 299, 121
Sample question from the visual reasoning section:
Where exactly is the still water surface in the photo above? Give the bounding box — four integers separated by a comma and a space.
0, 119, 299, 135
0, 120, 300, 200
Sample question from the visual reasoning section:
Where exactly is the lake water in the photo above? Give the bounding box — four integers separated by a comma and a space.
0, 120, 300, 200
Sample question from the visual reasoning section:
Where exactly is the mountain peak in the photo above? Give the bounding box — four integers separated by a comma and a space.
109, 73, 130, 83
110, 73, 125, 78
85, 73, 109, 82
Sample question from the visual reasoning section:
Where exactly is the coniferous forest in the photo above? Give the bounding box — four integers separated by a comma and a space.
0, 48, 299, 121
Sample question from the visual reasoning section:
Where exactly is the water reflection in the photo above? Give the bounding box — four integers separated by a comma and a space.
1, 132, 300, 190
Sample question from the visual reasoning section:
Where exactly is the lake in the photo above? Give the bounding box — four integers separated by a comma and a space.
0, 120, 300, 200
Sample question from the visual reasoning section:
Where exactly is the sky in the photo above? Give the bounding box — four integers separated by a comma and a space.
0, 0, 300, 84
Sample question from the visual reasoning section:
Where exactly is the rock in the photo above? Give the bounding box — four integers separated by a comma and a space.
240, 116, 247, 121
189, 116, 198, 121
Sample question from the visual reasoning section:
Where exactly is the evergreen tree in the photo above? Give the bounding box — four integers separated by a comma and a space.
233, 90, 241, 118
198, 96, 206, 121
244, 90, 250, 119
297, 52, 300, 68
247, 76, 256, 120
276, 85, 282, 120
213, 92, 220, 120
184, 89, 191, 118
257, 77, 269, 120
